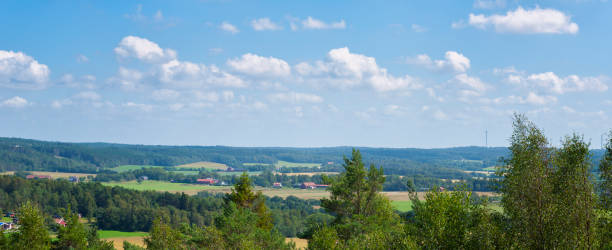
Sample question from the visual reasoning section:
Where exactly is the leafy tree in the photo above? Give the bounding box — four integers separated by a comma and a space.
226, 172, 273, 230
144, 218, 185, 250
500, 114, 555, 249
597, 131, 612, 248
10, 201, 50, 250
551, 134, 596, 248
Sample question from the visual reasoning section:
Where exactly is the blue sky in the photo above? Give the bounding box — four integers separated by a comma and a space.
1, 0, 611, 148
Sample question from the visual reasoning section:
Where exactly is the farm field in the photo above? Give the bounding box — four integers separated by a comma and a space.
286, 237, 308, 249
110, 165, 163, 172
174, 161, 228, 170
392, 200, 413, 212
98, 230, 148, 239
275, 160, 321, 168
0, 171, 96, 179
101, 180, 228, 194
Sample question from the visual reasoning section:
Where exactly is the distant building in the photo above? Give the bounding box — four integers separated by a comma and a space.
226, 167, 244, 172
140, 176, 149, 181
327, 162, 334, 165
273, 182, 282, 188
54, 218, 66, 227
68, 176, 79, 182
197, 178, 218, 185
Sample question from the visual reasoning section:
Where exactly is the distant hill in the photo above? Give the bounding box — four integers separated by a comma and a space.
0, 137, 604, 175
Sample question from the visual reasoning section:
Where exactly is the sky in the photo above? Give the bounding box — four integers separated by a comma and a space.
1, 0, 611, 148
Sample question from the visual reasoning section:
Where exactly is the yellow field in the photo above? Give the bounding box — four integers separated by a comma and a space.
174, 161, 228, 170
106, 236, 145, 250
286, 237, 308, 249
0, 171, 96, 179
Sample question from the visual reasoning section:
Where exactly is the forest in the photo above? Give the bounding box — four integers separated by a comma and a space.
0, 114, 611, 249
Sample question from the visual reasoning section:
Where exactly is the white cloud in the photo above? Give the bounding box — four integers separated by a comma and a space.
112, 67, 144, 90
526, 72, 608, 94
114, 36, 176, 63
157, 60, 246, 88
152, 89, 180, 101
473, 0, 506, 9
1, 96, 29, 108
123, 102, 153, 112
0, 50, 50, 89
268, 92, 324, 104
253, 101, 268, 111
51, 99, 72, 109
220, 21, 239, 34
76, 54, 89, 63
383, 105, 406, 116
301, 17, 346, 30
411, 24, 427, 32
454, 73, 488, 94
409, 51, 470, 73
60, 74, 97, 89
251, 18, 282, 31
295, 47, 420, 92
227, 53, 291, 78
525, 92, 557, 105
467, 6, 579, 34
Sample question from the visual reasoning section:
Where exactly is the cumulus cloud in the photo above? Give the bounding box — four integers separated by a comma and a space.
454, 73, 488, 94
111, 67, 145, 90
157, 59, 246, 88
268, 92, 324, 104
295, 47, 420, 92
114, 36, 176, 63
193, 91, 220, 102
409, 51, 471, 73
466, 6, 579, 34
227, 53, 291, 77
0, 50, 50, 89
60, 74, 97, 89
1, 96, 29, 108
298, 17, 346, 30
251, 18, 282, 31
493, 92, 557, 105
220, 21, 239, 34
526, 72, 608, 94
76, 54, 89, 63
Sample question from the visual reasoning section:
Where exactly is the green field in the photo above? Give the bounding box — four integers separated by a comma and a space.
98, 230, 148, 239
101, 180, 227, 192
110, 165, 164, 172
275, 160, 321, 168
392, 201, 414, 212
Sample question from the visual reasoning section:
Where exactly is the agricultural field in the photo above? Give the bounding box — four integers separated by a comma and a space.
0, 171, 96, 179
97, 230, 148, 250
168, 170, 200, 175
392, 200, 413, 212
275, 160, 321, 168
109, 165, 163, 172
243, 162, 273, 166
286, 237, 308, 249
174, 161, 228, 170
101, 180, 229, 195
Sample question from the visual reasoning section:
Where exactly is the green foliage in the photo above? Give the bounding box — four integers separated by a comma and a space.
600, 131, 612, 210
10, 201, 50, 250
408, 186, 502, 249
144, 218, 185, 250
55, 209, 88, 249
124, 241, 146, 250
313, 149, 415, 249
